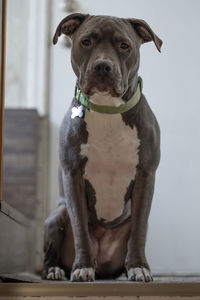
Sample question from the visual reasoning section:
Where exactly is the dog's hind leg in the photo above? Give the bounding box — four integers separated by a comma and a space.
42, 204, 71, 280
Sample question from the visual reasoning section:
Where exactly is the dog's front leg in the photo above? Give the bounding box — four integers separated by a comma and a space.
59, 112, 95, 282
125, 168, 155, 282
61, 167, 95, 281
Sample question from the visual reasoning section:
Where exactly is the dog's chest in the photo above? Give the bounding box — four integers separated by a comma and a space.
81, 110, 140, 221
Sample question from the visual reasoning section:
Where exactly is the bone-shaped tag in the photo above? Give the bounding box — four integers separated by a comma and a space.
71, 105, 84, 119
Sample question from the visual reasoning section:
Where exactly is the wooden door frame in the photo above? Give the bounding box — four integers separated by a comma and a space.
0, 0, 6, 203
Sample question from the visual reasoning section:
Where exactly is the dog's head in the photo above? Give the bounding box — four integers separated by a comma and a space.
53, 14, 162, 99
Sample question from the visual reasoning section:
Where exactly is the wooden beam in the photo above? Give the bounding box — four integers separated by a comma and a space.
0, 280, 200, 297
0, 213, 30, 273
0, 203, 37, 274
0, 201, 30, 226
0, 0, 6, 202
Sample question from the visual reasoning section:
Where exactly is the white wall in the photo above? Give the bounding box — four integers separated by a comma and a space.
49, 0, 200, 275
5, 0, 50, 116
5, 0, 29, 108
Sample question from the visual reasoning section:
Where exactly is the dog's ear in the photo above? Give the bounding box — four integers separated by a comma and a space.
129, 18, 162, 52
53, 13, 89, 45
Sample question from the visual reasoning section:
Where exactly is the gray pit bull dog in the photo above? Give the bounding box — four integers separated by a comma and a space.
42, 13, 162, 282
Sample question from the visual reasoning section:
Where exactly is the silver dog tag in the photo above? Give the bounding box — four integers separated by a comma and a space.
71, 105, 84, 119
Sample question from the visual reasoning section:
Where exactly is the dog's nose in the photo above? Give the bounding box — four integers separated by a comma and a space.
94, 60, 113, 76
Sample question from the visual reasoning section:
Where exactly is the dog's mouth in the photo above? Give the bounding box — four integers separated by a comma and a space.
87, 87, 122, 98
82, 80, 124, 98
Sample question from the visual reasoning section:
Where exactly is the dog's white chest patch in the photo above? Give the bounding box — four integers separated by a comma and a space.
81, 110, 140, 221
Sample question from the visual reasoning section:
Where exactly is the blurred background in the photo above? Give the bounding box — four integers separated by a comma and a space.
1, 0, 200, 277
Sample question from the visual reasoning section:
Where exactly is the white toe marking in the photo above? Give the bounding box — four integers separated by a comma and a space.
71, 269, 80, 281
71, 267, 95, 282
134, 268, 145, 281
88, 268, 95, 280
128, 267, 153, 282
47, 266, 65, 281
80, 268, 87, 281
143, 267, 153, 281
47, 272, 54, 280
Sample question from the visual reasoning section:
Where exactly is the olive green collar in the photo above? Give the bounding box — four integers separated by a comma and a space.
75, 77, 143, 114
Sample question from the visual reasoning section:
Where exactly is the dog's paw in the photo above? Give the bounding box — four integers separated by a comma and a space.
71, 267, 95, 282
46, 266, 65, 280
128, 267, 153, 282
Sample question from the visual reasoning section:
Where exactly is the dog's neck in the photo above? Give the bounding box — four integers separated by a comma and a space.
122, 76, 139, 102
74, 76, 143, 114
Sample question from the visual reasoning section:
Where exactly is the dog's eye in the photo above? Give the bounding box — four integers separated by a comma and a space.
81, 39, 91, 47
120, 42, 129, 49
